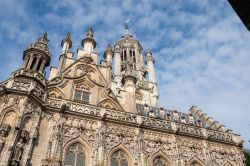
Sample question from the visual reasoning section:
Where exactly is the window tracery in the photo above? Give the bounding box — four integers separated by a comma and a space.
64, 143, 85, 166
111, 150, 129, 166
153, 156, 169, 166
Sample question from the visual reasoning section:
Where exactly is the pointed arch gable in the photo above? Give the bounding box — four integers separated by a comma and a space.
48, 87, 65, 98
187, 156, 205, 166
150, 150, 173, 166
0, 105, 20, 124
64, 136, 93, 166
222, 161, 233, 166
108, 144, 134, 166
98, 98, 123, 111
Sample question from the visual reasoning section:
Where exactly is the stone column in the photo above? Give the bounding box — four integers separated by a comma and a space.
122, 71, 137, 113
114, 45, 121, 80
146, 50, 156, 84
33, 56, 41, 70
26, 54, 34, 69
21, 56, 29, 69
39, 59, 47, 74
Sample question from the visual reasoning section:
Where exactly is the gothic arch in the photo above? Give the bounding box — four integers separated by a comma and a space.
222, 161, 233, 166
150, 150, 172, 166
98, 98, 121, 110
187, 156, 205, 166
63, 136, 93, 166
48, 88, 65, 98
0, 106, 19, 127
108, 144, 134, 166
74, 64, 96, 78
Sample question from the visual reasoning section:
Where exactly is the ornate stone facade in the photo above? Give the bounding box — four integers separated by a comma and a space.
0, 26, 244, 166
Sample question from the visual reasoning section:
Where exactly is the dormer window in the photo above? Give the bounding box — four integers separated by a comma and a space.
74, 90, 90, 102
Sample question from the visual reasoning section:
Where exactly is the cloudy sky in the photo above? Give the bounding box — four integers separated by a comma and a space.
0, 0, 249, 148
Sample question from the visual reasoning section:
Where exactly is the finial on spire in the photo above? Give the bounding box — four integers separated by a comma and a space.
122, 19, 132, 37
87, 27, 94, 39
61, 32, 72, 48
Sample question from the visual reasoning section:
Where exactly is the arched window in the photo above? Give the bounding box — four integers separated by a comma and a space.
65, 143, 85, 166
111, 150, 128, 166
190, 161, 202, 166
153, 156, 169, 166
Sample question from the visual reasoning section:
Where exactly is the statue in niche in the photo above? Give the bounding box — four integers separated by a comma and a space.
10, 137, 25, 165
0, 130, 6, 153
0, 124, 11, 153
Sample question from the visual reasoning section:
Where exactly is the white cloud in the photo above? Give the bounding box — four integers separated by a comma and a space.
0, 0, 249, 148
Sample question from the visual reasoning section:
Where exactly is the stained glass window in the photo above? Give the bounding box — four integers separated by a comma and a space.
111, 150, 128, 166
153, 156, 169, 166
65, 143, 85, 166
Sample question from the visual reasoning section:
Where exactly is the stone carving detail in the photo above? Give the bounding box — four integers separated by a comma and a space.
103, 123, 138, 164
0, 124, 11, 153
12, 69, 46, 85
177, 136, 205, 164
137, 80, 150, 90
75, 65, 95, 77
208, 142, 244, 166
10, 130, 29, 166
32, 85, 46, 101
11, 79, 31, 91
207, 130, 233, 142
142, 116, 172, 131
177, 123, 203, 137
105, 109, 137, 123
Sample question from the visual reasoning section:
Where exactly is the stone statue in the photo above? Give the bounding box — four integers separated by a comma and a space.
0, 130, 6, 153
12, 138, 25, 161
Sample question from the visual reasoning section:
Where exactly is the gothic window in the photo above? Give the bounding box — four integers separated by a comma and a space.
30, 57, 37, 70
111, 150, 129, 166
190, 162, 202, 166
153, 156, 169, 166
121, 50, 127, 62
64, 143, 85, 166
74, 90, 90, 102
133, 50, 136, 63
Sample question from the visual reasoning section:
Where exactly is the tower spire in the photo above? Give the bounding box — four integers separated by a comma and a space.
122, 20, 132, 37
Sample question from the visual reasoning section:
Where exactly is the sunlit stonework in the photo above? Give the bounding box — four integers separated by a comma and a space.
0, 25, 244, 166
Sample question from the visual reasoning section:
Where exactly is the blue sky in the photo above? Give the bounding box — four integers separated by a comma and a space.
0, 0, 250, 148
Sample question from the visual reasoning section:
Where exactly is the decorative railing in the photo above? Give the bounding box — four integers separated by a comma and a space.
177, 123, 204, 137
46, 97, 239, 144
141, 116, 172, 131
207, 130, 233, 143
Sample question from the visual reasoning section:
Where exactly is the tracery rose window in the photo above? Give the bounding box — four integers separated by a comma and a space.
111, 150, 128, 166
65, 143, 85, 166
153, 156, 169, 166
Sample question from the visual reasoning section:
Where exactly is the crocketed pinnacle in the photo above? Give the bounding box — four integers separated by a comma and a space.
26, 32, 50, 56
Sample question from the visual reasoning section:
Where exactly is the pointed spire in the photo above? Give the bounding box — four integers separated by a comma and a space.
104, 44, 113, 59
26, 32, 50, 56
87, 27, 94, 39
61, 32, 72, 48
107, 44, 112, 51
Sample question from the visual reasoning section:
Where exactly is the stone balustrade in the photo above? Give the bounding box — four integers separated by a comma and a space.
46, 97, 240, 145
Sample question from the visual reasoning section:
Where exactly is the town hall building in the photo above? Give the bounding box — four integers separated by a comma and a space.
0, 25, 244, 166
